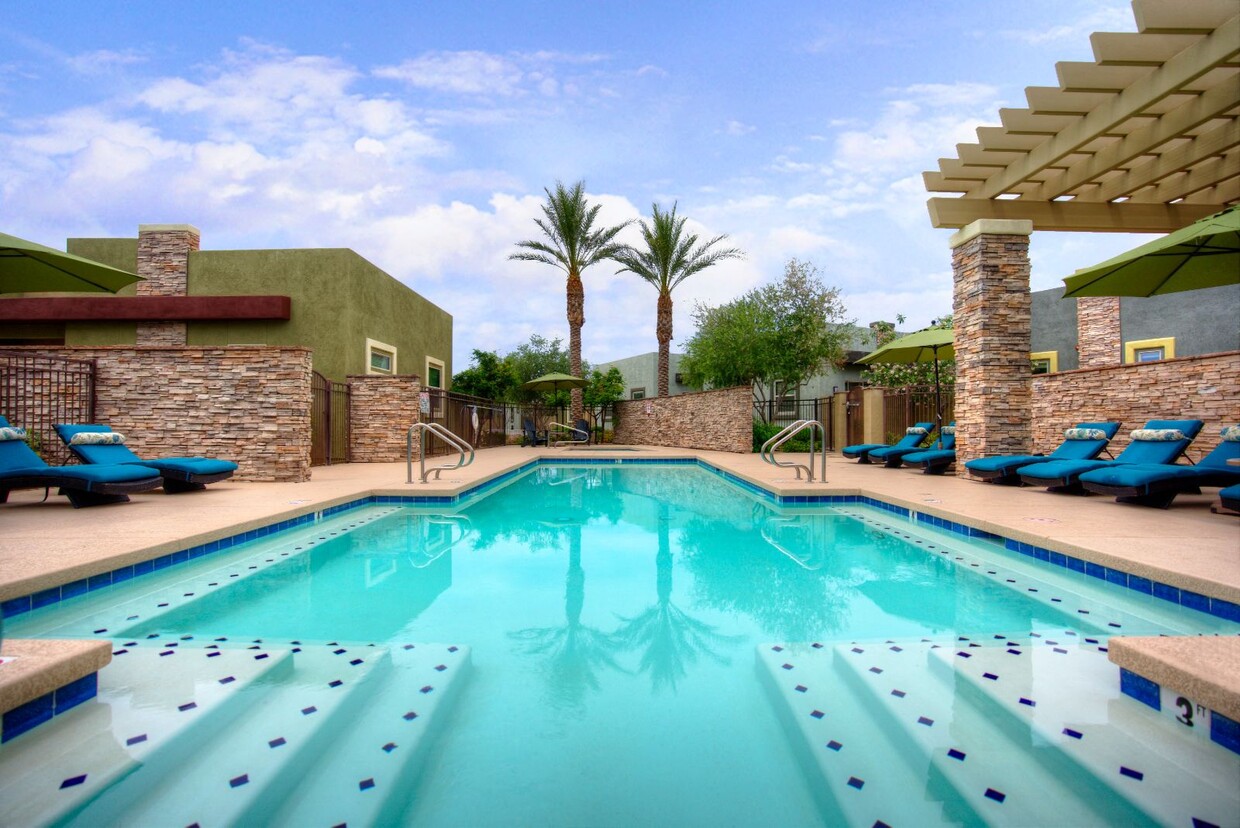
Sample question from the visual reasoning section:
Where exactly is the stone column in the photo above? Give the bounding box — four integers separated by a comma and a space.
1076, 296, 1122, 368
135, 224, 199, 346
347, 375, 422, 462
950, 219, 1033, 475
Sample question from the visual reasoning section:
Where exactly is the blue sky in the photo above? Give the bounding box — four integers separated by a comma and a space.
0, 1, 1156, 370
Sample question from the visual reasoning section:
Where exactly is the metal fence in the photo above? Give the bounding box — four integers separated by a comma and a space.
754, 397, 835, 451
881, 387, 955, 442
0, 350, 97, 465
311, 371, 350, 466
422, 389, 513, 455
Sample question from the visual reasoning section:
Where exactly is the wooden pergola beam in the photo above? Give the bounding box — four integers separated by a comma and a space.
926, 197, 1220, 232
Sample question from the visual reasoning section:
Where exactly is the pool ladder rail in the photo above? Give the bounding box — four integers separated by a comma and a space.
760, 419, 826, 482
407, 422, 475, 484
548, 421, 590, 447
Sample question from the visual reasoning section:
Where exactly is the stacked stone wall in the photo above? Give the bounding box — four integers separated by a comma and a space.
1031, 351, 1240, 459
15, 346, 312, 481
951, 224, 1033, 475
347, 375, 422, 462
1076, 296, 1121, 368
135, 224, 199, 346
612, 386, 751, 452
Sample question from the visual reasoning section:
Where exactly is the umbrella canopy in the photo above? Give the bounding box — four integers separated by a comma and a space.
523, 372, 589, 394
0, 231, 141, 294
1062, 205, 1240, 298
856, 327, 955, 430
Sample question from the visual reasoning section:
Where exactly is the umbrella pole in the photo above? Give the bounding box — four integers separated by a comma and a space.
932, 345, 943, 441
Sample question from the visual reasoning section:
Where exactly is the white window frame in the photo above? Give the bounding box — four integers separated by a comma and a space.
630, 387, 646, 400
425, 356, 445, 389
366, 338, 397, 375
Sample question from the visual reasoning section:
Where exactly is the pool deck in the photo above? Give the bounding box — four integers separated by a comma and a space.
2, 445, 1237, 719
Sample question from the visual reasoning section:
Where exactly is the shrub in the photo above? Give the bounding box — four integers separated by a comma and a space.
753, 421, 813, 453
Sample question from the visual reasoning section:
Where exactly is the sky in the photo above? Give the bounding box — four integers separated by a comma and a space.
0, 0, 1160, 372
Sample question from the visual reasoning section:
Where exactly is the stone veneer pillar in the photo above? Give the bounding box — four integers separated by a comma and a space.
135, 224, 199, 346
1076, 296, 1122, 368
347, 375, 422, 462
950, 219, 1034, 476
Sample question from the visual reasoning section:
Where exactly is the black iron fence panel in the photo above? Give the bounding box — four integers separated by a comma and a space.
882, 387, 956, 442
423, 389, 512, 456
311, 371, 350, 466
754, 397, 835, 451
0, 350, 96, 465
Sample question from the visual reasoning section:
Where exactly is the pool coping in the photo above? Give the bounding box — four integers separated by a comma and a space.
3, 455, 1237, 624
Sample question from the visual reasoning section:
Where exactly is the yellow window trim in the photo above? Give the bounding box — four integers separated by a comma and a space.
1030, 350, 1058, 373
1124, 337, 1175, 364
366, 338, 397, 375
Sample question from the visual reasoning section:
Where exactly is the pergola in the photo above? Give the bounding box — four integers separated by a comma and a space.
921, 0, 1238, 471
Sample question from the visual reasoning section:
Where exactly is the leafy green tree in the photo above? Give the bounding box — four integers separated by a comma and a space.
507, 334, 582, 408
450, 349, 519, 401
860, 315, 956, 391
510, 181, 630, 420
681, 258, 852, 419
582, 366, 624, 440
613, 202, 743, 397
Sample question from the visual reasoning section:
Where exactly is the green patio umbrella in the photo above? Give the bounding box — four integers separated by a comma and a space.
1062, 205, 1240, 298
0, 231, 141, 294
856, 326, 955, 430
523, 372, 589, 395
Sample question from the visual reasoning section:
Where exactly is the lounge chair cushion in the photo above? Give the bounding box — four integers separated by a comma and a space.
0, 426, 27, 441
1129, 428, 1187, 442
1222, 426, 1240, 442
902, 448, 955, 466
1220, 484, 1240, 512
906, 427, 929, 435
1064, 428, 1108, 441
68, 431, 127, 445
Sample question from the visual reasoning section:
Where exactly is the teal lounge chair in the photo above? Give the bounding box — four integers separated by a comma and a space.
871, 424, 950, 468
1017, 419, 1203, 493
0, 416, 162, 507
1079, 426, 1240, 508
965, 422, 1121, 485
521, 419, 548, 447
842, 422, 934, 464
900, 425, 957, 474
55, 423, 237, 493
1219, 483, 1240, 513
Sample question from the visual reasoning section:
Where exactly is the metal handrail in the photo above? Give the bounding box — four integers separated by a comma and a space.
760, 419, 827, 482
407, 422, 475, 484
549, 421, 589, 447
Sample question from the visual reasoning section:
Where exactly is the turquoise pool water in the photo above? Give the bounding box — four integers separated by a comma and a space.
5, 464, 1238, 826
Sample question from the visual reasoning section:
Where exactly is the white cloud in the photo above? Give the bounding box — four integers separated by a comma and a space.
999, 4, 1134, 46
725, 120, 756, 136
66, 49, 146, 75
375, 51, 524, 96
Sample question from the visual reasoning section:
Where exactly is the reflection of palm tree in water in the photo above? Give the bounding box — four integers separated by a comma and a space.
510, 479, 626, 709
612, 503, 739, 692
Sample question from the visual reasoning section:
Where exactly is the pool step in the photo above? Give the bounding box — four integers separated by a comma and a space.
69, 641, 393, 827
833, 639, 1145, 826
932, 639, 1240, 828
270, 642, 471, 827
757, 643, 958, 827
0, 642, 291, 828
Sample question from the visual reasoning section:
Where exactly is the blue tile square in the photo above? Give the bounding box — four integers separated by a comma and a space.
31, 587, 61, 610
1210, 711, 1240, 756
1085, 562, 1107, 580
1105, 568, 1128, 588
1065, 556, 1085, 573
1032, 547, 1050, 562
1152, 581, 1180, 604
1180, 591, 1210, 613
2, 693, 53, 742
1210, 599, 1240, 623
54, 674, 98, 713
132, 559, 154, 577
1, 595, 32, 617
61, 579, 89, 599
1119, 669, 1160, 711
1048, 552, 1066, 568
1128, 576, 1153, 595
170, 550, 188, 565
151, 555, 173, 571
87, 573, 112, 592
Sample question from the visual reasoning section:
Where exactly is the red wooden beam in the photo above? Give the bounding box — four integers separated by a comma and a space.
0, 295, 291, 322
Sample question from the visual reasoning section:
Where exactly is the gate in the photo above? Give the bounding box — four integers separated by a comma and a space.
0, 350, 96, 465
882, 387, 955, 440
754, 397, 835, 451
422, 389, 511, 456
845, 386, 865, 447
311, 371, 350, 466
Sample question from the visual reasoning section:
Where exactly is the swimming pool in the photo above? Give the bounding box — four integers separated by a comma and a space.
2, 463, 1237, 826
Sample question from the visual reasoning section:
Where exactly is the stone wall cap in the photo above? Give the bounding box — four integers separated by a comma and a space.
949, 219, 1034, 249
139, 224, 201, 234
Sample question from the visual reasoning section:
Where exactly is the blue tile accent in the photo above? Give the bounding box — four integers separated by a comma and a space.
1085, 562, 1107, 581
87, 572, 112, 591
1119, 669, 1161, 711
54, 673, 98, 713
1211, 599, 1240, 623
1128, 576, 1152, 595
61, 579, 89, 599
1152, 582, 1181, 604
1, 595, 31, 617
1181, 591, 1210, 613
2, 692, 53, 742
1105, 568, 1129, 588
1209, 710, 1240, 756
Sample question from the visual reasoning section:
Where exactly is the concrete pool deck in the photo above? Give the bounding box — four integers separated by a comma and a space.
3, 445, 1237, 723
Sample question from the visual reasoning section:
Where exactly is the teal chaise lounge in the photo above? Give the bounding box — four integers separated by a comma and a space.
842, 422, 934, 464
1078, 426, 1240, 508
1220, 484, 1240, 513
870, 424, 950, 468
0, 416, 162, 507
55, 423, 237, 493
1017, 419, 1203, 493
964, 422, 1120, 485
900, 425, 957, 474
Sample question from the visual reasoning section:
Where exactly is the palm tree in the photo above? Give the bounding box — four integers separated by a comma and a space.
510, 181, 629, 420
614, 203, 742, 397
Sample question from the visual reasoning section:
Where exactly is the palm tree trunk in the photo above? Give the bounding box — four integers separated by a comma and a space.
567, 270, 585, 420
656, 292, 673, 397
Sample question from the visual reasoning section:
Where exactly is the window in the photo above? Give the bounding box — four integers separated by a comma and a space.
1124, 337, 1175, 364
631, 387, 646, 400
425, 357, 445, 389
366, 339, 397, 375
1030, 350, 1058, 375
